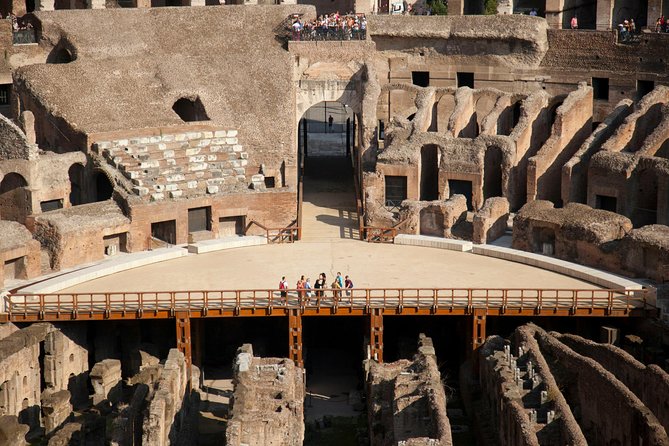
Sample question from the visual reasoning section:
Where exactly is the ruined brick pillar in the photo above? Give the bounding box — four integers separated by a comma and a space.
545, 0, 564, 29
648, 0, 663, 30
596, 0, 614, 30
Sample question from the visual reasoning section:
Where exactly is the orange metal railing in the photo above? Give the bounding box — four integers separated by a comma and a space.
2, 287, 654, 319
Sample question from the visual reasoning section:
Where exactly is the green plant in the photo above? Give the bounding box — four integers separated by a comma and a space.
484, 0, 497, 15
427, 0, 447, 15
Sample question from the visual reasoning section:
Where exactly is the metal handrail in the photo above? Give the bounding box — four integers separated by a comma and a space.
245, 220, 300, 244
3, 287, 653, 318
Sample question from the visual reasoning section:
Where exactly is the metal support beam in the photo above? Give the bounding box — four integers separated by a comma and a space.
175, 313, 192, 388
370, 308, 383, 363
192, 318, 203, 368
288, 309, 303, 368
471, 308, 487, 352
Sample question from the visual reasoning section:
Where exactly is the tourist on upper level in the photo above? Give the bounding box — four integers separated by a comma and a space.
345, 275, 354, 297
570, 16, 578, 30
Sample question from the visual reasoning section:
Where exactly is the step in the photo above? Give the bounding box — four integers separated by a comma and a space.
394, 234, 473, 252
472, 244, 644, 291
187, 235, 267, 254
18, 247, 189, 294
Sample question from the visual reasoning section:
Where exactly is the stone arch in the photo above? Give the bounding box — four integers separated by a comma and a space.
92, 169, 113, 202
0, 172, 29, 222
172, 96, 210, 122
68, 163, 85, 206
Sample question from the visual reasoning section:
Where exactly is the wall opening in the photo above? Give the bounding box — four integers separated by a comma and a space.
633, 170, 658, 227
218, 216, 245, 237
448, 179, 473, 210
483, 146, 503, 199
420, 145, 439, 201
40, 199, 63, 213
385, 176, 407, 208
151, 220, 177, 245
93, 171, 113, 202
188, 206, 212, 233
636, 80, 654, 101
513, 0, 545, 16
68, 163, 85, 206
264, 176, 276, 188
613, 0, 648, 28
378, 120, 385, 141
532, 227, 555, 255
47, 46, 74, 64
172, 97, 210, 122
411, 71, 430, 87
595, 195, 617, 213
562, 0, 597, 29
0, 172, 28, 222
457, 72, 475, 89
592, 77, 610, 101
4, 257, 26, 282
103, 233, 128, 256
419, 207, 444, 236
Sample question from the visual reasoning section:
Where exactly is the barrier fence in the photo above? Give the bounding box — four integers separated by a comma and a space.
2, 287, 653, 320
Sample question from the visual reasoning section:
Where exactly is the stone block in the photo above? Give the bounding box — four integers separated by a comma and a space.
0, 416, 29, 445
90, 359, 122, 405
41, 390, 72, 434
151, 193, 165, 201
187, 181, 198, 189
226, 137, 238, 144
190, 163, 207, 172
169, 190, 183, 199
207, 185, 219, 194
214, 130, 226, 138
227, 130, 238, 137
185, 148, 201, 156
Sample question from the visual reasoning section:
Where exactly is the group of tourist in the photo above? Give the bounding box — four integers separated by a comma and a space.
655, 16, 669, 33
4, 12, 31, 32
278, 272, 354, 303
291, 12, 366, 41
618, 18, 637, 42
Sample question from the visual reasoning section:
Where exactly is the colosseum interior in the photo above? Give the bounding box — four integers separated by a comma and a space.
0, 0, 668, 444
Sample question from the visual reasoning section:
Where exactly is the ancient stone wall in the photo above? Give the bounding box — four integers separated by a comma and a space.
534, 327, 669, 445
0, 113, 36, 161
141, 348, 193, 446
399, 194, 467, 237
40, 389, 71, 434
473, 197, 509, 244
556, 332, 669, 432
30, 200, 130, 270
526, 84, 592, 205
43, 324, 89, 407
110, 382, 149, 446
226, 344, 305, 446
0, 221, 41, 289
0, 415, 29, 445
90, 359, 122, 406
0, 324, 51, 430
366, 335, 452, 446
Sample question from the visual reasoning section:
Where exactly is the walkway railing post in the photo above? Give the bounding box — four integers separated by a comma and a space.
175, 312, 192, 390
288, 309, 303, 367
369, 308, 383, 363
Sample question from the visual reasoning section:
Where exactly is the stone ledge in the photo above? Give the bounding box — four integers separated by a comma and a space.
19, 247, 189, 294
394, 234, 473, 252
187, 236, 267, 254
472, 245, 644, 291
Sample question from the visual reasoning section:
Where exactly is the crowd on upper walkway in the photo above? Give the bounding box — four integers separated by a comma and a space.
290, 12, 366, 41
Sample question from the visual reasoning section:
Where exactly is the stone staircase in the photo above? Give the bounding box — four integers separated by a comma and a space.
92, 129, 261, 202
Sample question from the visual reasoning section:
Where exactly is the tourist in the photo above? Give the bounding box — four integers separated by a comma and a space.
332, 278, 342, 300
296, 275, 306, 303
344, 275, 354, 297
328, 114, 334, 131
305, 278, 313, 300
529, 8, 537, 17
630, 19, 636, 34
292, 19, 302, 41
336, 272, 344, 289
570, 15, 578, 30
315, 273, 325, 298
279, 276, 288, 302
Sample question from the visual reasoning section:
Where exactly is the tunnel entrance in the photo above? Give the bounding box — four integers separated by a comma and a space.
298, 101, 359, 240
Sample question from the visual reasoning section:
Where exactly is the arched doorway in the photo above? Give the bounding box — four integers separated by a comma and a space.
93, 170, 113, 202
613, 0, 648, 29
0, 172, 29, 222
68, 163, 85, 206
298, 101, 358, 240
